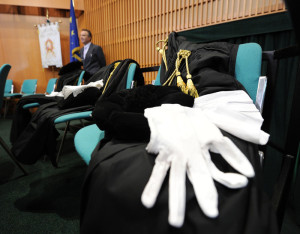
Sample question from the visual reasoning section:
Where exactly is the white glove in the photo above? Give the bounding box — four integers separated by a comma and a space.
142, 104, 255, 228
185, 106, 255, 184
193, 90, 269, 145
143, 105, 215, 227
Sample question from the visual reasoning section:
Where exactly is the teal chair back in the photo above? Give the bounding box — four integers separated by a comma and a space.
0, 64, 12, 110
46, 78, 57, 94
74, 124, 105, 165
4, 79, 13, 94
77, 70, 85, 86
21, 79, 37, 95
153, 43, 262, 104
153, 66, 161, 86
74, 62, 140, 165
126, 63, 137, 89
235, 43, 262, 103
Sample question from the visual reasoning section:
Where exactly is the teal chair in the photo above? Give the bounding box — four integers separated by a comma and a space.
4, 79, 37, 97
4, 79, 13, 95
74, 124, 105, 164
0, 64, 27, 175
3, 79, 37, 117
2, 79, 13, 118
74, 43, 264, 165
42, 78, 58, 95
0, 65, 11, 114
74, 63, 138, 165
12, 70, 85, 166
76, 70, 85, 86
21, 78, 58, 109
56, 65, 137, 165
22, 71, 84, 110
20, 79, 38, 96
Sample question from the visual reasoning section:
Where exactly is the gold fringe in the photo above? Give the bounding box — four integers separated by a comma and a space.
186, 75, 199, 98
176, 72, 187, 94
161, 48, 199, 98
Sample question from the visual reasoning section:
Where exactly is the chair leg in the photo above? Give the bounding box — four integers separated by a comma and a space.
0, 137, 27, 175
56, 121, 70, 166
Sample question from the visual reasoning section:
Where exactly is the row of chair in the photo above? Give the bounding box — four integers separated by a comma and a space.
4, 78, 57, 97
2, 78, 58, 118
0, 64, 28, 174
0, 44, 270, 169
0, 64, 86, 172
3, 71, 86, 118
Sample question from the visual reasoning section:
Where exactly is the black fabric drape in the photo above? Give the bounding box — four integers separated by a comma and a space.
11, 103, 94, 166
92, 85, 194, 142
159, 32, 244, 97
81, 133, 278, 234
227, 31, 300, 198
10, 95, 62, 144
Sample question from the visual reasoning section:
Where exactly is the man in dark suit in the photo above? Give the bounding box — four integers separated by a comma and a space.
80, 29, 106, 80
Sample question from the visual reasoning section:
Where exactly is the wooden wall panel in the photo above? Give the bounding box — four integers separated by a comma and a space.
0, 13, 84, 93
0, 0, 84, 10
84, 0, 286, 84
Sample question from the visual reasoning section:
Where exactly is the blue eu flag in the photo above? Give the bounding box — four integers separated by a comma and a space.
70, 0, 81, 62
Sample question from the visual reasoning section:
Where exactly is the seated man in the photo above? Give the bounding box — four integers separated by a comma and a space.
80, 29, 106, 80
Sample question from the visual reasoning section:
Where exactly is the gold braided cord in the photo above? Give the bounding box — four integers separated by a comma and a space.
102, 62, 120, 94
162, 54, 184, 86
162, 69, 175, 86
183, 50, 199, 98
184, 53, 191, 77
155, 38, 168, 71
162, 49, 199, 98
175, 51, 187, 93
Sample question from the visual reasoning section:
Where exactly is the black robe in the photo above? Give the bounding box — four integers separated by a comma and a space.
10, 59, 144, 167
80, 38, 278, 233
81, 136, 278, 234
80, 86, 278, 234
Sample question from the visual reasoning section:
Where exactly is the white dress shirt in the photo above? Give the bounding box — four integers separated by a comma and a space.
83, 42, 91, 59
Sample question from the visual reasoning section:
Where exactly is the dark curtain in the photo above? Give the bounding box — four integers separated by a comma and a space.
228, 32, 299, 197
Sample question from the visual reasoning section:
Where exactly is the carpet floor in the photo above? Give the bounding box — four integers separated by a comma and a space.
0, 117, 87, 233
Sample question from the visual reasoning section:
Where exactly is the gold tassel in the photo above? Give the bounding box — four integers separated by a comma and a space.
186, 74, 199, 98
162, 48, 199, 98
176, 72, 187, 94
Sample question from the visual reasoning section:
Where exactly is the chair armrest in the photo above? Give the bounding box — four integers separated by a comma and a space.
23, 103, 40, 109
54, 110, 93, 124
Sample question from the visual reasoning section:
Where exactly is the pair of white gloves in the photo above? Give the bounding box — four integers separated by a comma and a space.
62, 80, 104, 99
141, 90, 269, 228
47, 80, 104, 99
